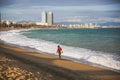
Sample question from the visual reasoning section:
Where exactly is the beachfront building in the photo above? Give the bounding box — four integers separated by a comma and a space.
47, 11, 54, 25
41, 11, 47, 24
40, 11, 53, 26
36, 22, 48, 26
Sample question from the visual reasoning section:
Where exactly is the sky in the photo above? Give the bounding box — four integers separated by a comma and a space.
0, 0, 120, 25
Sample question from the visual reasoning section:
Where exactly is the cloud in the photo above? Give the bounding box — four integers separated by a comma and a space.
1, 0, 120, 7
85, 17, 120, 23
1, 0, 120, 23
66, 19, 81, 22
59, 15, 120, 24
57, 16, 87, 22
97, 17, 120, 23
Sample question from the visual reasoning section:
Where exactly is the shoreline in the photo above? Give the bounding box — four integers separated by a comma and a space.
0, 27, 61, 31
0, 26, 120, 31
1, 38, 120, 73
0, 28, 120, 72
0, 41, 120, 80
0, 49, 61, 80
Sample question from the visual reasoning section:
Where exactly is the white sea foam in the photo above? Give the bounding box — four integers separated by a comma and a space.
0, 30, 120, 72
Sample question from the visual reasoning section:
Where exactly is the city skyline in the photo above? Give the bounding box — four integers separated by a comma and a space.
0, 0, 120, 26
41, 11, 54, 25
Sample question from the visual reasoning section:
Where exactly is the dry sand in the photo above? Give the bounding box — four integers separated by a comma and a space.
0, 42, 120, 80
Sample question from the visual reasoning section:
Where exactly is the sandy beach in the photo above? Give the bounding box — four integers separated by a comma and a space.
0, 27, 33, 31
0, 41, 120, 80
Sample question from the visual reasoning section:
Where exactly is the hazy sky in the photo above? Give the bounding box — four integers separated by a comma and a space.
1, 0, 120, 24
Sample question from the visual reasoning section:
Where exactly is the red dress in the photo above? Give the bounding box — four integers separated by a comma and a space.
57, 47, 62, 54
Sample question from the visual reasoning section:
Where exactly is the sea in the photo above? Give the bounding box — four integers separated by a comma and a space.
0, 28, 120, 72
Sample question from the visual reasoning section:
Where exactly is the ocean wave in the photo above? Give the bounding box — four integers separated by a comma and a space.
0, 30, 120, 72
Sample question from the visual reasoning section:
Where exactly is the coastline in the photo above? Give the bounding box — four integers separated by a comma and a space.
0, 27, 44, 31
0, 40, 120, 80
0, 48, 60, 80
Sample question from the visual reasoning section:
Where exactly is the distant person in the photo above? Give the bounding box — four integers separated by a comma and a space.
57, 45, 63, 59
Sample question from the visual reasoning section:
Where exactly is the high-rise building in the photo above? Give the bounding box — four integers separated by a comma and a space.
41, 11, 47, 23
47, 11, 53, 25
0, 12, 1, 22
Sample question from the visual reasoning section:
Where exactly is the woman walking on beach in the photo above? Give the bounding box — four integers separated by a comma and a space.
57, 45, 63, 59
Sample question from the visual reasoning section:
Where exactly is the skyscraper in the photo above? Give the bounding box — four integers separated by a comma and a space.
41, 11, 47, 23
0, 12, 1, 22
47, 11, 53, 25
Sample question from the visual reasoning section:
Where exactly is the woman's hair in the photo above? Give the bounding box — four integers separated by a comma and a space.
58, 45, 60, 47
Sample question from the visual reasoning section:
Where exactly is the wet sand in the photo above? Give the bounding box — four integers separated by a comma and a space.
0, 42, 120, 80
0, 27, 30, 31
